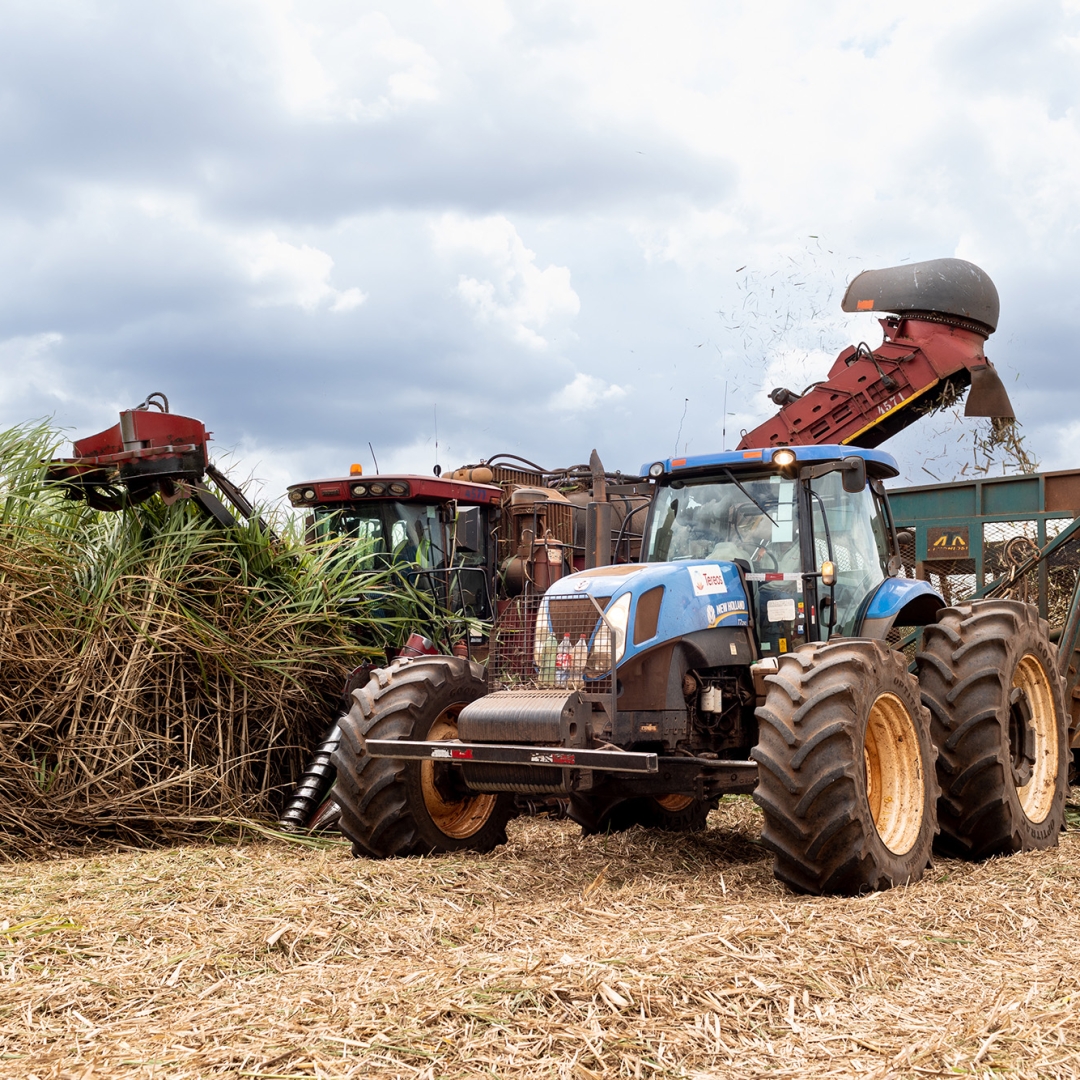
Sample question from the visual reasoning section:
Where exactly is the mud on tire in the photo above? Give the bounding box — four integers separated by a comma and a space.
752, 639, 939, 895
915, 599, 1067, 859
331, 656, 514, 858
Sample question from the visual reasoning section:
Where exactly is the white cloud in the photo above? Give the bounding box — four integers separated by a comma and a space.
550, 373, 626, 412
239, 232, 367, 313
0, 333, 69, 409
264, 6, 441, 120
433, 214, 580, 350
135, 193, 366, 313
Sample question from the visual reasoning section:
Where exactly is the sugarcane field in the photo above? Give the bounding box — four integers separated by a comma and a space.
6, 5, 1080, 1078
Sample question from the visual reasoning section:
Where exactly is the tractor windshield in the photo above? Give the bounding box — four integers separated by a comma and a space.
645, 472, 801, 571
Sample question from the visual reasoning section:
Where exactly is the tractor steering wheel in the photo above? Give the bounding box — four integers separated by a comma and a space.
751, 543, 779, 572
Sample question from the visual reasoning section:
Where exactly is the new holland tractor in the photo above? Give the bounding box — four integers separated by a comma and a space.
330, 441, 1069, 895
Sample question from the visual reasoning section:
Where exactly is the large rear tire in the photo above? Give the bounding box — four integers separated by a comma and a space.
915, 599, 1067, 858
752, 639, 938, 895
331, 657, 514, 858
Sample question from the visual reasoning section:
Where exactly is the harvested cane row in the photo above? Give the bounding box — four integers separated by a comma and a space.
0, 422, 440, 855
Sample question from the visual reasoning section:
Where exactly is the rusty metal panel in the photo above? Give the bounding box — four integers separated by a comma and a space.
1045, 470, 1080, 513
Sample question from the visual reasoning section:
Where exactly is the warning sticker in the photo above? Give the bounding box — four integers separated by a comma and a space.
767, 598, 797, 622
688, 564, 728, 596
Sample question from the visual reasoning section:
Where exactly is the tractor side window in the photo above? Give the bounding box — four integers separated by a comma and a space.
809, 472, 887, 637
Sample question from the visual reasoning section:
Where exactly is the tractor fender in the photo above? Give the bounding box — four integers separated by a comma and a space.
855, 577, 944, 639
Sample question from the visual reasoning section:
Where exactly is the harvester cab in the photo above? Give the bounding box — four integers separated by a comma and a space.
286, 469, 504, 632
278, 452, 651, 830
333, 442, 1070, 896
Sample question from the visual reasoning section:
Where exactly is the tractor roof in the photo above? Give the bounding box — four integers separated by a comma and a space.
642, 444, 900, 480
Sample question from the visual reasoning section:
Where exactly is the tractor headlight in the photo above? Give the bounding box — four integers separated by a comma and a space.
302, 488, 316, 501
351, 483, 367, 497
369, 482, 386, 495
288, 490, 303, 504
648, 461, 665, 478
388, 481, 409, 496
771, 447, 797, 469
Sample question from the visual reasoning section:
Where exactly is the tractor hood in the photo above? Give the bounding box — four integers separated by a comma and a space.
545, 560, 750, 669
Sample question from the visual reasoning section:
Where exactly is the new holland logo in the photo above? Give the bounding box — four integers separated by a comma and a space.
926, 526, 970, 560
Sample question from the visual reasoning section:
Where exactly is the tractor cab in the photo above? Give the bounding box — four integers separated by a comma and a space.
641, 445, 921, 654
287, 471, 503, 623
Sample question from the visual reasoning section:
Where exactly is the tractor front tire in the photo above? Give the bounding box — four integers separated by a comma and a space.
915, 600, 1067, 858
752, 639, 938, 895
331, 656, 514, 858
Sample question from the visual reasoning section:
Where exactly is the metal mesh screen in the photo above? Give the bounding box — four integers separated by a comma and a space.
1045, 528, 1080, 628
922, 559, 977, 606
982, 520, 1039, 595
489, 594, 613, 692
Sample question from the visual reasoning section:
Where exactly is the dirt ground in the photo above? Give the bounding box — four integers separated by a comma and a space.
3, 798, 1080, 1079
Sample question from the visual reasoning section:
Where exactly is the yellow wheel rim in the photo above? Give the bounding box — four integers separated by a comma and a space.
1013, 654, 1058, 824
864, 692, 924, 856
420, 709, 500, 840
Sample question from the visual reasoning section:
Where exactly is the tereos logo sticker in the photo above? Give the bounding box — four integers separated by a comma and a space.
926, 526, 970, 560
688, 564, 728, 596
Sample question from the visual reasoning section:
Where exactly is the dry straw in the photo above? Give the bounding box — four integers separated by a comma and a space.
0, 421, 446, 855
3, 806, 1080, 1077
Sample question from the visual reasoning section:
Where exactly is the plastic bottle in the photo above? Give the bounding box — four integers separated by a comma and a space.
555, 633, 573, 685
571, 635, 588, 678
538, 632, 559, 684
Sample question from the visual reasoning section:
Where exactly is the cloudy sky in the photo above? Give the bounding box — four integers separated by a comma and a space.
2, 0, 1079, 499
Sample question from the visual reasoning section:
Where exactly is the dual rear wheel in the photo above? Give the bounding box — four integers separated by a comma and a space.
753, 600, 1068, 895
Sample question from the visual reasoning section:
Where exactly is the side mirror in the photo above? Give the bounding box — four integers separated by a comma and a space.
841, 456, 866, 493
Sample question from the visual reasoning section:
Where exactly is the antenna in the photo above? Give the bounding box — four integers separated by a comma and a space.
723, 381, 728, 451
674, 398, 688, 456
368, 441, 379, 473
433, 404, 439, 474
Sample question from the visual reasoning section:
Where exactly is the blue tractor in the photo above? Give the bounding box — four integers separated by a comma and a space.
331, 444, 1068, 894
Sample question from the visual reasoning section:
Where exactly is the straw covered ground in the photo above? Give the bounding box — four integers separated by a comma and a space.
5, 799, 1080, 1079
